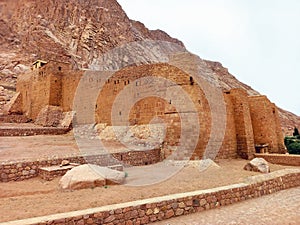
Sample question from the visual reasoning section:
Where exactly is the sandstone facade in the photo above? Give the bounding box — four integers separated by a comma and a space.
10, 61, 286, 160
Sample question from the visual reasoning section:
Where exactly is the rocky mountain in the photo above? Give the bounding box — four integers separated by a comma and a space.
0, 0, 299, 134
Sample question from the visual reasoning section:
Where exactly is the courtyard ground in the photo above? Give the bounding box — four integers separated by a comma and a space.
0, 159, 297, 223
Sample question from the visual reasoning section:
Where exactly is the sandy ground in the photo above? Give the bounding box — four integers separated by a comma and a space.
0, 132, 139, 162
0, 133, 79, 161
0, 159, 297, 223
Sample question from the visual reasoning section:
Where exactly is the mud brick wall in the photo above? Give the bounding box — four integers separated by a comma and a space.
255, 153, 300, 166
0, 149, 160, 182
5, 170, 299, 225
249, 96, 286, 153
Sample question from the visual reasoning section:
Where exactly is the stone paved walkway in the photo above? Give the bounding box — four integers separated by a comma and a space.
152, 187, 300, 225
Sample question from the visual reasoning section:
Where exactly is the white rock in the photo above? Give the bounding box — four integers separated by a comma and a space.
244, 158, 270, 173
59, 164, 126, 190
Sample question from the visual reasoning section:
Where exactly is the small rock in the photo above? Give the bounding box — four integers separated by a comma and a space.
244, 158, 270, 173
60, 160, 70, 167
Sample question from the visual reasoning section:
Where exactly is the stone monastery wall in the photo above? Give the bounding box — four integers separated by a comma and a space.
14, 61, 286, 160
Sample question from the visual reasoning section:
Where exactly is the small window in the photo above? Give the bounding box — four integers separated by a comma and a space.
189, 76, 194, 85
58, 66, 62, 71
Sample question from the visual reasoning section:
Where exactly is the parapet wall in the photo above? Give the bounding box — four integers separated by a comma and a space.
0, 149, 160, 182
3, 169, 299, 225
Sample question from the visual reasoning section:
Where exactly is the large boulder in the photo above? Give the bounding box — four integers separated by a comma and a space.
59, 164, 126, 190
244, 158, 270, 173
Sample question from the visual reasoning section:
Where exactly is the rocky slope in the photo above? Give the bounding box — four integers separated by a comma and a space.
0, 0, 299, 133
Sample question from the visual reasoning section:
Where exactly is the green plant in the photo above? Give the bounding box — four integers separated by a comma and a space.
287, 142, 300, 154
284, 136, 300, 155
284, 136, 296, 146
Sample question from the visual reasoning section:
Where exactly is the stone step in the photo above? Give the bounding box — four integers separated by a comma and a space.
38, 163, 80, 181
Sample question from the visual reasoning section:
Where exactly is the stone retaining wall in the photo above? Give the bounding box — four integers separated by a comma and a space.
2, 169, 300, 225
0, 127, 70, 136
0, 114, 30, 123
255, 153, 300, 166
0, 149, 160, 182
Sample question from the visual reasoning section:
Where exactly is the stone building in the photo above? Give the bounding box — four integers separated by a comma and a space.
6, 61, 286, 160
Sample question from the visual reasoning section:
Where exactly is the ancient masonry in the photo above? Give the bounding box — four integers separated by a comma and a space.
5, 60, 286, 160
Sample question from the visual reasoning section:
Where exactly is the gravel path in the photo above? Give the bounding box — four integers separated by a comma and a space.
152, 187, 300, 225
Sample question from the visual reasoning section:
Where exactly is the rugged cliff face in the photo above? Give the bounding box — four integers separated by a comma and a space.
0, 0, 299, 133
0, 0, 183, 74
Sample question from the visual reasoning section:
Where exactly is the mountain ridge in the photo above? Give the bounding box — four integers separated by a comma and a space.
0, 0, 299, 134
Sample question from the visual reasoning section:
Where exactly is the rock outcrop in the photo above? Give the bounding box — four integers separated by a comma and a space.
0, 0, 299, 133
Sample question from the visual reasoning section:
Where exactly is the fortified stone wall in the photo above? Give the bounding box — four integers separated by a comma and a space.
16, 61, 71, 119
226, 89, 255, 159
216, 93, 238, 159
12, 62, 286, 160
249, 96, 286, 153
95, 64, 212, 160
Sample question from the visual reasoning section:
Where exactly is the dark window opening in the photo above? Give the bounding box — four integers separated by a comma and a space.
189, 76, 194, 85
58, 66, 62, 71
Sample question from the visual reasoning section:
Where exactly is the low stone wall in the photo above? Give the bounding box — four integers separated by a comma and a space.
2, 169, 300, 225
0, 149, 160, 182
0, 127, 70, 136
255, 153, 300, 166
0, 114, 30, 123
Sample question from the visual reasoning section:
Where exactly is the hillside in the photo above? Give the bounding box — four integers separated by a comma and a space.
0, 0, 299, 134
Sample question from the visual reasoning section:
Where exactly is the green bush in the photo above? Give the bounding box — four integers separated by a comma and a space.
284, 136, 300, 155
287, 142, 300, 154
284, 136, 296, 146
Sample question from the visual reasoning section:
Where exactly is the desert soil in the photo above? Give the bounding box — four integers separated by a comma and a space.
0, 159, 297, 223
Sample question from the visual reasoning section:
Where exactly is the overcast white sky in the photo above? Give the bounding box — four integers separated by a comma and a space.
117, 0, 300, 116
